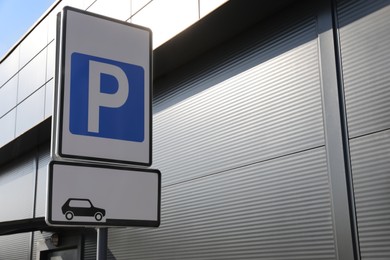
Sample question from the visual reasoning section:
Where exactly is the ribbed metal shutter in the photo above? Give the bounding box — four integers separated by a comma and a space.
337, 0, 390, 259
349, 131, 390, 258
0, 152, 35, 259
0, 152, 35, 221
153, 14, 323, 186
84, 234, 98, 260
0, 233, 31, 260
107, 3, 337, 259
337, 0, 390, 138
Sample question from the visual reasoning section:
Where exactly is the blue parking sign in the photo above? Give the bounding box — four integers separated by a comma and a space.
69, 52, 145, 142
55, 7, 151, 166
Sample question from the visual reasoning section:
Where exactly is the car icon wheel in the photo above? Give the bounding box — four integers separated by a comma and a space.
65, 211, 74, 220
95, 212, 103, 221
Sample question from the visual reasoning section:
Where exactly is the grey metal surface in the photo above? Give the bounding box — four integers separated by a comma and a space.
0, 233, 31, 260
317, 0, 356, 258
0, 151, 35, 222
17, 49, 47, 104
44, 80, 54, 119
337, 1, 390, 259
107, 4, 338, 259
0, 46, 19, 88
108, 148, 336, 259
0, 109, 15, 148
18, 18, 48, 70
349, 130, 390, 259
35, 144, 51, 218
153, 11, 324, 186
84, 232, 98, 260
15, 87, 45, 137
337, 0, 390, 138
0, 75, 18, 117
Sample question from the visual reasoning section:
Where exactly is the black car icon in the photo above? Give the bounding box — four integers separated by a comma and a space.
62, 198, 106, 221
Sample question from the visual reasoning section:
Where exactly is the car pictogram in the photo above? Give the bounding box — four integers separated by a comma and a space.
61, 198, 106, 221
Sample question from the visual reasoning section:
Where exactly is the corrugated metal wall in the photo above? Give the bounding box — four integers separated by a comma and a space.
107, 3, 338, 259
0, 153, 35, 222
336, 0, 390, 259
0, 1, 388, 259
0, 152, 36, 259
0, 233, 31, 260
35, 144, 51, 218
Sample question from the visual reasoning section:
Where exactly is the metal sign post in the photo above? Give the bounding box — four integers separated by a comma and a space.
97, 228, 108, 260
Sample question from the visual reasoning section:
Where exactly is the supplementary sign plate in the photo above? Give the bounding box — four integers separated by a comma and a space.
46, 161, 160, 227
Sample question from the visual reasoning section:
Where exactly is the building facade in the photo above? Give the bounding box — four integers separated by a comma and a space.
0, 0, 389, 259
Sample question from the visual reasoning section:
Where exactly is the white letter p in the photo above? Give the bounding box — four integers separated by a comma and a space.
88, 60, 129, 133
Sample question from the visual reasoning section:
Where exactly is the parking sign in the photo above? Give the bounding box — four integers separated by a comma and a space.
53, 7, 152, 165
46, 161, 160, 227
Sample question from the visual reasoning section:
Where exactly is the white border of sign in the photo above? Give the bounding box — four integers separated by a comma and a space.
46, 161, 161, 227
52, 7, 152, 166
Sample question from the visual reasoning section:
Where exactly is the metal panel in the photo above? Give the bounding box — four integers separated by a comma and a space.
108, 148, 336, 259
0, 151, 35, 222
0, 75, 18, 117
84, 233, 97, 260
0, 233, 31, 260
45, 80, 54, 119
107, 4, 337, 259
15, 87, 45, 137
0, 109, 16, 148
19, 19, 48, 69
17, 48, 47, 104
0, 46, 19, 88
131, 0, 198, 48
131, 0, 152, 15
35, 143, 51, 218
337, 1, 390, 259
349, 130, 390, 259
337, 0, 390, 138
317, 1, 356, 258
153, 14, 323, 186
87, 0, 131, 20
46, 41, 55, 82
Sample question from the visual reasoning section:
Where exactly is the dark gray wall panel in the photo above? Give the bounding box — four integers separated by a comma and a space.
349, 130, 390, 259
0, 152, 35, 222
84, 233, 97, 260
0, 233, 30, 260
108, 148, 336, 259
153, 9, 324, 185
337, 0, 390, 138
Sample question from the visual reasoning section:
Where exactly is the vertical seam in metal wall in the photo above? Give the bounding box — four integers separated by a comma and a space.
316, 0, 355, 259
330, 0, 361, 258
13, 47, 20, 139
43, 27, 49, 121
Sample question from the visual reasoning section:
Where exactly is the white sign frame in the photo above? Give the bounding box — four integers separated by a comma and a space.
53, 7, 152, 166
46, 161, 161, 227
